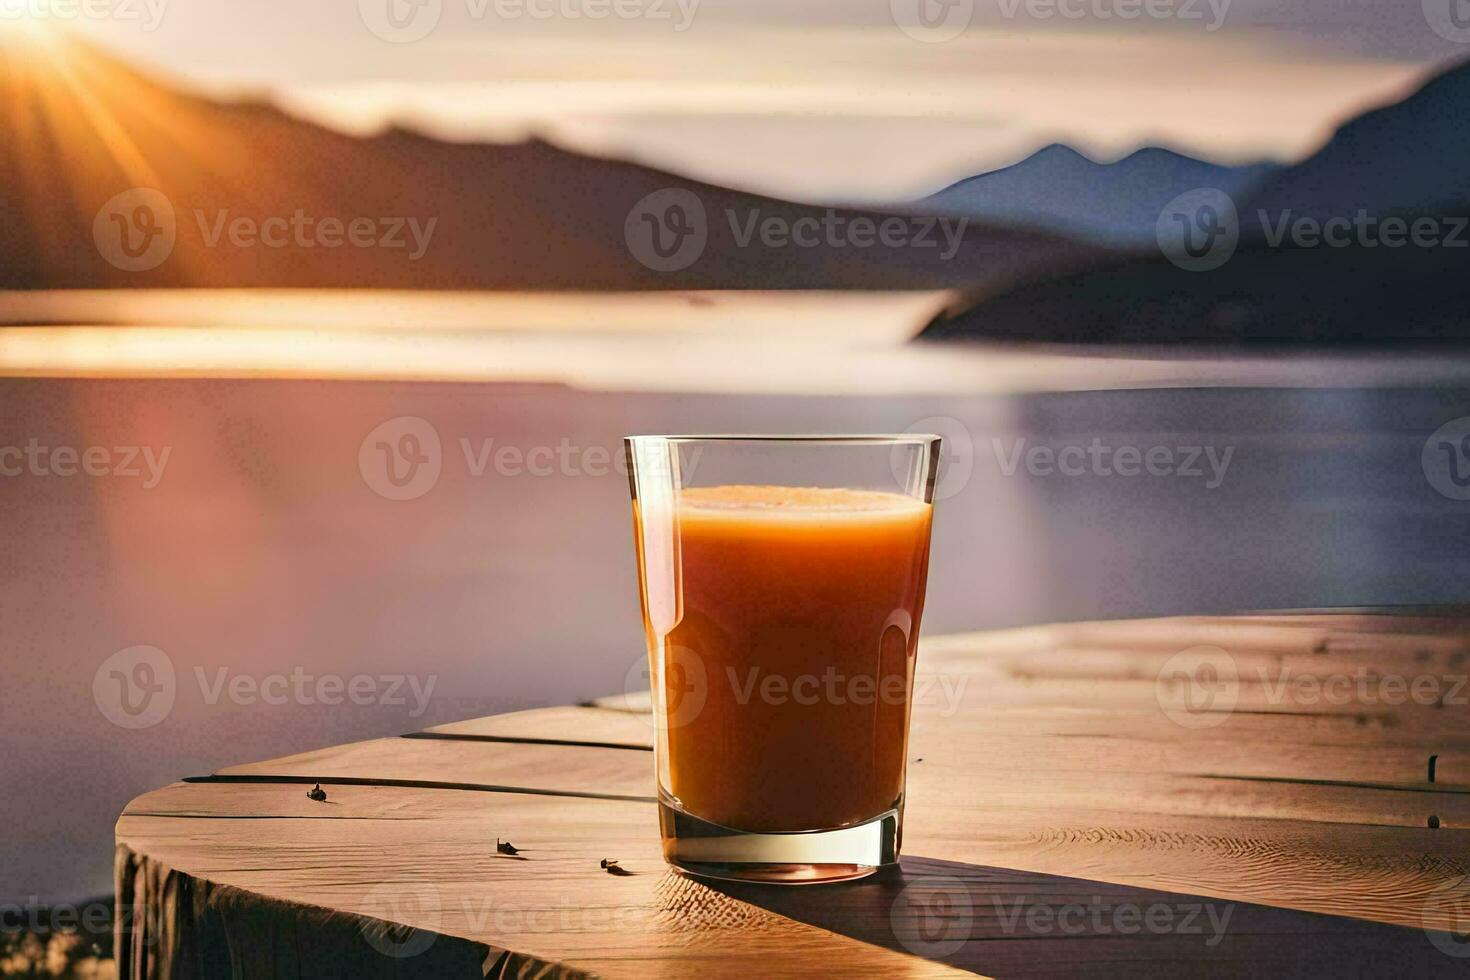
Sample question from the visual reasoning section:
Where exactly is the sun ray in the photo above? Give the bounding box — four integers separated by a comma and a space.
28, 32, 163, 189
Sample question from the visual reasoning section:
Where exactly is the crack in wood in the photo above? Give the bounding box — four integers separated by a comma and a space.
401, 731, 652, 752
1194, 772, 1470, 796
185, 773, 656, 804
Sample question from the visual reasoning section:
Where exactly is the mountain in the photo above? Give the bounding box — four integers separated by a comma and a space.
919, 144, 1279, 245
916, 233, 1470, 345
0, 33, 1099, 292
1244, 60, 1470, 221
920, 58, 1470, 346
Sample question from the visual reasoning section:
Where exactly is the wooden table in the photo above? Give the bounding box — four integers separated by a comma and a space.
116, 615, 1470, 978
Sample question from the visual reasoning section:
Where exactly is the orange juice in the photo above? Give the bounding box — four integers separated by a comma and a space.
637, 486, 933, 833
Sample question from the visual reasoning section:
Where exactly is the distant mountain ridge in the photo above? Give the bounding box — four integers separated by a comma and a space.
921, 144, 1280, 245
1244, 61, 1470, 221
0, 33, 1101, 292
921, 57, 1470, 346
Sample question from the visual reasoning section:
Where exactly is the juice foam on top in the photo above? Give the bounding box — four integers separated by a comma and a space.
678, 485, 927, 516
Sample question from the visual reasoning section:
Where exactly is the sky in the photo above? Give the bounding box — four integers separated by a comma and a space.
15, 0, 1470, 202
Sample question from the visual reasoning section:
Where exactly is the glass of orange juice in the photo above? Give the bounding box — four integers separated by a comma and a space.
625, 435, 940, 883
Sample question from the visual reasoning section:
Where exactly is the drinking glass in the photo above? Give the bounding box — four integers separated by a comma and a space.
625, 435, 940, 883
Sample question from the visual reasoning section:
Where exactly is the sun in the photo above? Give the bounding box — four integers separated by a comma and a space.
0, 22, 81, 91
0, 14, 65, 51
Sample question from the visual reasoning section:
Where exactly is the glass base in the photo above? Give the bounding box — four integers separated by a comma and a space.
658, 793, 900, 884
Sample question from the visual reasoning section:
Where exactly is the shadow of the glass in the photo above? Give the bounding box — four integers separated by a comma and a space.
706, 855, 1462, 978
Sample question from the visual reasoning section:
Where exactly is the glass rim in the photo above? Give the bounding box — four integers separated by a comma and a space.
624, 434, 941, 445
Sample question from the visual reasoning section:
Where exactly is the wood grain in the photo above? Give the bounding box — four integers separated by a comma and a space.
116, 614, 1470, 977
